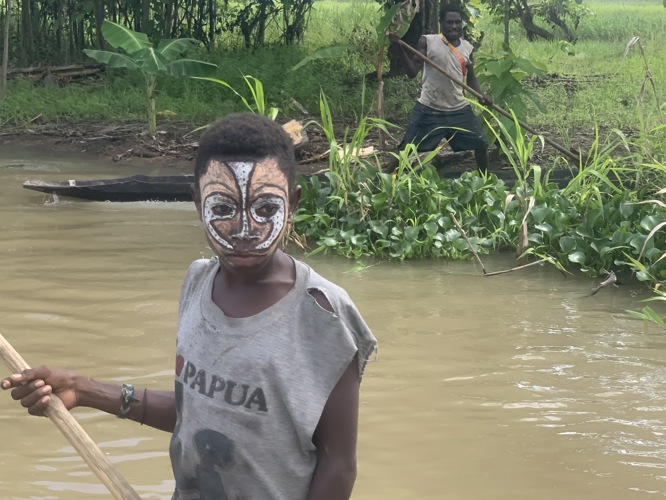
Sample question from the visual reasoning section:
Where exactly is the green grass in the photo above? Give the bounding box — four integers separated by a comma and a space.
477, 1, 666, 130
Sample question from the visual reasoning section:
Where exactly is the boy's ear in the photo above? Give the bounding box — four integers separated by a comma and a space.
288, 185, 302, 221
190, 183, 203, 222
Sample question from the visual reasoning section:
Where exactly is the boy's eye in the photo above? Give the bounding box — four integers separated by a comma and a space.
212, 204, 235, 217
255, 203, 280, 218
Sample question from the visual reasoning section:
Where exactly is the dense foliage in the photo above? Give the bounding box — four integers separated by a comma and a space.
0, 0, 316, 66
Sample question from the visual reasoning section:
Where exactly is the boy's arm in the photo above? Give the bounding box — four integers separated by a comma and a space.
307, 354, 360, 500
2, 367, 177, 433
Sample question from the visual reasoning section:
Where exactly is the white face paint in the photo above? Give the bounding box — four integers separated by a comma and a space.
199, 158, 289, 255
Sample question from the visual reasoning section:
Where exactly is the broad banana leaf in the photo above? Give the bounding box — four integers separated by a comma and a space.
83, 49, 139, 70
157, 38, 201, 61
166, 59, 218, 78
101, 20, 152, 54
377, 2, 413, 45
133, 48, 169, 74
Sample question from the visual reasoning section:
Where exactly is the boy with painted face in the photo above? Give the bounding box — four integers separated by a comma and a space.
2, 114, 377, 500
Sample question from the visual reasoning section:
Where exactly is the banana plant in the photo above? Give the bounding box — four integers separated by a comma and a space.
84, 20, 218, 136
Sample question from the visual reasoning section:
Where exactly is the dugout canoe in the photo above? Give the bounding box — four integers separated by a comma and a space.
22, 174, 195, 202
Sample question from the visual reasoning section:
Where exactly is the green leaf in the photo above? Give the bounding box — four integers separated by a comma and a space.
640, 215, 661, 232
404, 226, 420, 242
101, 20, 151, 54
133, 47, 168, 74
157, 38, 200, 61
194, 77, 251, 111
377, 3, 406, 42
291, 45, 356, 71
83, 49, 139, 70
568, 251, 586, 264
641, 306, 666, 326
165, 59, 218, 78
620, 202, 634, 217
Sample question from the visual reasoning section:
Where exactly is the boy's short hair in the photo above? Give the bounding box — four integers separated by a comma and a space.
194, 113, 297, 189
439, 3, 463, 22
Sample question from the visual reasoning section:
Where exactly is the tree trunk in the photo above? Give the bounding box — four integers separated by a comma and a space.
516, 0, 554, 41
207, 0, 216, 50
95, 0, 105, 49
109, 0, 117, 23
547, 7, 576, 43
55, 0, 64, 61
146, 74, 157, 136
387, 0, 437, 77
141, 0, 150, 33
257, 2, 267, 47
20, 0, 35, 65
1, 0, 11, 101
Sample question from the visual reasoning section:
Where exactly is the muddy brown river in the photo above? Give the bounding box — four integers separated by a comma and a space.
1, 150, 665, 499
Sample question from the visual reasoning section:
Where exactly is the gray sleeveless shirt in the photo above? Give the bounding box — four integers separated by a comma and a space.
418, 34, 474, 112
169, 257, 377, 500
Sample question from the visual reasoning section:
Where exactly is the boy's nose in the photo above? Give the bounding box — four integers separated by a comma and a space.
231, 211, 260, 240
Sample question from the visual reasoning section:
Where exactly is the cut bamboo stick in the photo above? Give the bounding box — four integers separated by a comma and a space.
0, 332, 142, 500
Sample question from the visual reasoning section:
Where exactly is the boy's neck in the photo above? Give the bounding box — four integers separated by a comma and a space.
212, 250, 297, 318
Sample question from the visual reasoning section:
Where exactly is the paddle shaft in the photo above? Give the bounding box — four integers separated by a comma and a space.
396, 38, 581, 164
0, 333, 142, 500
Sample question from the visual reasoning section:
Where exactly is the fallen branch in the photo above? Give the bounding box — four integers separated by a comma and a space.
483, 258, 548, 277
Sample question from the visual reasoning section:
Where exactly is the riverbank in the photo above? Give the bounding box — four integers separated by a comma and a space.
1, 116, 606, 180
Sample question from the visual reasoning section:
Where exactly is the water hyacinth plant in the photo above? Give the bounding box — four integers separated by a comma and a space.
294, 97, 666, 298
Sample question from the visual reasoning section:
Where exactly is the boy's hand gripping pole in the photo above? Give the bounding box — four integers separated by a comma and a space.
0, 332, 142, 500
394, 37, 581, 164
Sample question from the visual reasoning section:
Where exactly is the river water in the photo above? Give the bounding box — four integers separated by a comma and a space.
1, 150, 665, 499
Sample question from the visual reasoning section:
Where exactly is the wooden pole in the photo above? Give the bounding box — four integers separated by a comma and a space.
0, 333, 142, 500
395, 38, 582, 164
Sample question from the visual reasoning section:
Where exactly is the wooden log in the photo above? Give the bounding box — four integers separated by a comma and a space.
6, 64, 103, 81
282, 119, 308, 150
0, 333, 142, 500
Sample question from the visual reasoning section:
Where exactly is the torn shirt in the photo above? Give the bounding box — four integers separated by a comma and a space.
169, 257, 377, 500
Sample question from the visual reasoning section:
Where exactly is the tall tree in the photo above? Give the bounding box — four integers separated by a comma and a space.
20, 0, 35, 64
1, 0, 11, 101
484, 0, 588, 44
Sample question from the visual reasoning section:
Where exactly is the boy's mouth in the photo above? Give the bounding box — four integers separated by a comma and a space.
224, 254, 266, 268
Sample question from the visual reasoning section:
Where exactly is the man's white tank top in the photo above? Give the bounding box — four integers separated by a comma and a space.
418, 34, 474, 112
